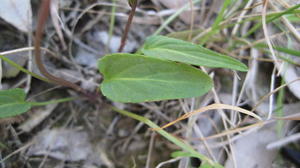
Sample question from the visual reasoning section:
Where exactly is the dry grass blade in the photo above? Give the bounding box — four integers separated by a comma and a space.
272, 0, 300, 41
273, 115, 300, 121
50, 0, 67, 50
154, 103, 262, 130
0, 47, 56, 57
231, 0, 254, 35
267, 132, 300, 150
251, 78, 300, 112
199, 122, 264, 140
262, 0, 280, 69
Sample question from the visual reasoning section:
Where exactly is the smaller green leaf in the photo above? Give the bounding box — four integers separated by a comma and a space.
141, 35, 248, 72
98, 53, 213, 103
0, 88, 31, 118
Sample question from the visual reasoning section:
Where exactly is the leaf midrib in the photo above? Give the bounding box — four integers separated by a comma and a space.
147, 47, 238, 64
107, 77, 199, 84
0, 102, 29, 108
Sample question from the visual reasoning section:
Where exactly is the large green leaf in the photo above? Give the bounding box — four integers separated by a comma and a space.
141, 35, 248, 72
98, 54, 213, 103
0, 88, 31, 118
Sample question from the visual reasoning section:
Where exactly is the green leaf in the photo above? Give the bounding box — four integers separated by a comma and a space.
0, 89, 75, 119
98, 53, 213, 103
141, 35, 248, 72
0, 88, 31, 118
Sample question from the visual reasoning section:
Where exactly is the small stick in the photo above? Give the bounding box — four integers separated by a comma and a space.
118, 0, 138, 52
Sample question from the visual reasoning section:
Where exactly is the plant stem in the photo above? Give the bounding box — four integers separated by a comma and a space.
35, 0, 85, 93
118, 0, 138, 52
29, 97, 77, 106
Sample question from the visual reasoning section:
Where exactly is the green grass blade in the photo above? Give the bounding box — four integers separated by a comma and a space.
106, 0, 117, 52
199, 0, 231, 44
112, 107, 223, 167
275, 78, 285, 137
175, 10, 300, 43
274, 46, 300, 57
286, 14, 300, 22
255, 43, 300, 57
152, 0, 201, 36
0, 55, 50, 83
244, 4, 300, 37
253, 43, 300, 65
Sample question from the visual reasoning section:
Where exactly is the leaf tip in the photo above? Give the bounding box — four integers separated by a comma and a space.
237, 63, 248, 72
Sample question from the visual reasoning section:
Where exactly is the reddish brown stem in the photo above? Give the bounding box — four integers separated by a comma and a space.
34, 0, 84, 94
118, 1, 138, 52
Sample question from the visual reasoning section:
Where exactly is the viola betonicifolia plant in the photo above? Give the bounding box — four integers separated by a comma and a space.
0, 0, 247, 118
0, 0, 247, 167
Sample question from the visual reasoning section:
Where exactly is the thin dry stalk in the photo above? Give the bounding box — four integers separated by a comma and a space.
267, 132, 300, 150
251, 78, 300, 112
262, 0, 280, 68
199, 122, 264, 140
156, 104, 262, 130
